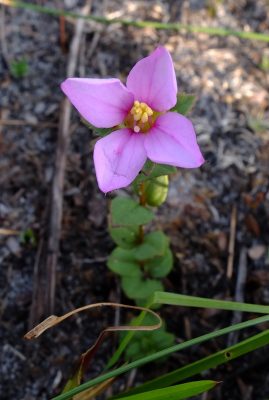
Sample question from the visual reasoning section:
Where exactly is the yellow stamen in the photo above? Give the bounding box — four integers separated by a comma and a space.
141, 112, 148, 123
134, 110, 142, 121
125, 100, 157, 134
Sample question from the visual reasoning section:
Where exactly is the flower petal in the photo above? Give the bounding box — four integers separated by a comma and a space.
144, 112, 204, 168
126, 47, 177, 112
61, 78, 134, 128
93, 129, 147, 193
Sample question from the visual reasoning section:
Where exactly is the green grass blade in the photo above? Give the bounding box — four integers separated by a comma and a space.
107, 292, 269, 368
152, 291, 269, 313
3, 1, 269, 43
115, 329, 269, 397
117, 381, 218, 400
51, 315, 269, 400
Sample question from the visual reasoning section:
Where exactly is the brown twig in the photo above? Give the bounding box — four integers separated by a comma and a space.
0, 119, 57, 128
59, 15, 67, 54
226, 205, 237, 279
0, 5, 10, 69
29, 1, 92, 323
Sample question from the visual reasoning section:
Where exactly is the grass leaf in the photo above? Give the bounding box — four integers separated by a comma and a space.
116, 380, 218, 400
115, 329, 269, 397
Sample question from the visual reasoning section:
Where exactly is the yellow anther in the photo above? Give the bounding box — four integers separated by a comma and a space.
134, 113, 141, 121
141, 112, 149, 123
126, 100, 155, 133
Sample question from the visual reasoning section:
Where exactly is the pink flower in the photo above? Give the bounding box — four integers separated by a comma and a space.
61, 47, 204, 193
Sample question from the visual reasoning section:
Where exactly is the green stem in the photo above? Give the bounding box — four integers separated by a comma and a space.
2, 1, 269, 43
138, 182, 146, 243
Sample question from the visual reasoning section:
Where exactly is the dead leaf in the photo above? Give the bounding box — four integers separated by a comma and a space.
73, 377, 115, 400
245, 214, 261, 236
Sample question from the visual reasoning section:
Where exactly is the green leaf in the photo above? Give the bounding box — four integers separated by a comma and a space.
132, 231, 169, 261
171, 93, 196, 115
121, 276, 163, 301
10, 58, 28, 78
144, 162, 177, 179
151, 291, 269, 313
109, 226, 139, 249
145, 248, 173, 278
81, 118, 112, 136
20, 228, 37, 246
61, 369, 81, 394
259, 53, 269, 72
111, 197, 154, 226
117, 381, 217, 400
124, 315, 175, 362
133, 161, 176, 187
107, 248, 141, 278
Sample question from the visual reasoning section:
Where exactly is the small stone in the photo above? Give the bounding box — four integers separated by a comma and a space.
64, 0, 77, 8
45, 103, 58, 116
248, 245, 266, 260
34, 102, 46, 114
24, 113, 38, 124
6, 237, 21, 255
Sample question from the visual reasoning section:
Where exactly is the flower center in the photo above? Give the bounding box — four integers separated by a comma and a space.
124, 100, 158, 133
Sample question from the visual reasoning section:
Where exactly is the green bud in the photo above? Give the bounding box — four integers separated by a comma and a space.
144, 175, 169, 207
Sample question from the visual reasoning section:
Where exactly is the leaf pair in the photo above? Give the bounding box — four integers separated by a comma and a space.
122, 314, 175, 362
108, 232, 173, 300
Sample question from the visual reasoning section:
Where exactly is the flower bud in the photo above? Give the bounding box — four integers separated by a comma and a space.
144, 175, 169, 207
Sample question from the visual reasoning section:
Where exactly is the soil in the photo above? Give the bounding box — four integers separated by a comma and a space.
1, 1, 269, 399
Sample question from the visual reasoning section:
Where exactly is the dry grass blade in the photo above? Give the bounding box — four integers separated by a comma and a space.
25, 302, 161, 339
73, 377, 115, 400
25, 303, 161, 394
0, 228, 19, 235
0, 119, 57, 127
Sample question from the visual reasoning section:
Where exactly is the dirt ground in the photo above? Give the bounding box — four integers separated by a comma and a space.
1, 1, 269, 399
